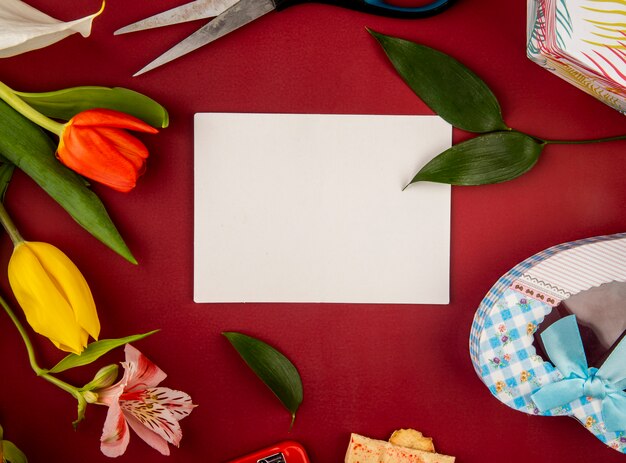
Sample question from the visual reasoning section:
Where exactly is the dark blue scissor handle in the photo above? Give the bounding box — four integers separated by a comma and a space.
275, 0, 455, 18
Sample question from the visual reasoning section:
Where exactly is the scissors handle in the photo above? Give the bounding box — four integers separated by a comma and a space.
275, 0, 454, 18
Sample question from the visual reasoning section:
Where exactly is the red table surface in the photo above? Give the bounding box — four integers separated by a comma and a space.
0, 0, 625, 462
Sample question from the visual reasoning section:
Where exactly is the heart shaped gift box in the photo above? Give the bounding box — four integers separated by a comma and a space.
470, 233, 626, 452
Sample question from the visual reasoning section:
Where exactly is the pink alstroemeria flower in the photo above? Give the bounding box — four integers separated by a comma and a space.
95, 344, 196, 457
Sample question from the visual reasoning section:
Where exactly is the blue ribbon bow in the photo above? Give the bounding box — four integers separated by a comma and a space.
530, 315, 626, 432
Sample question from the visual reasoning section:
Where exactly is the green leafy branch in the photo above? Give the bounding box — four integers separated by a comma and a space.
369, 30, 626, 186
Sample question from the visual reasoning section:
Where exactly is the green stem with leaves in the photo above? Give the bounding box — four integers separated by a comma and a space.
371, 31, 626, 187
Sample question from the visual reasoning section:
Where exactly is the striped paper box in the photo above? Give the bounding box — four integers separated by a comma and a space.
527, 0, 626, 114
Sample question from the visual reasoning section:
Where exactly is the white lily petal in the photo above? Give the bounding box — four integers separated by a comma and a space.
0, 0, 105, 58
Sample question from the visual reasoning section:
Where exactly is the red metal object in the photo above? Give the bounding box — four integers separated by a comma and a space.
228, 441, 310, 463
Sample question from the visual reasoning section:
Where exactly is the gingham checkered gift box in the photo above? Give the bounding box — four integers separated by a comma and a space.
469, 233, 626, 453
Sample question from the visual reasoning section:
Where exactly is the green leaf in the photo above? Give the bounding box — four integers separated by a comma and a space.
224, 332, 303, 428
2, 440, 28, 463
0, 162, 14, 202
0, 100, 136, 263
46, 330, 158, 374
369, 29, 507, 133
409, 131, 545, 186
16, 86, 168, 129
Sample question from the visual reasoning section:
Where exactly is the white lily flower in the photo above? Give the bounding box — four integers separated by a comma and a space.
0, 0, 105, 58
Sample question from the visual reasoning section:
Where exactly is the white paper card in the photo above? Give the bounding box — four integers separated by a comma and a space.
194, 113, 451, 304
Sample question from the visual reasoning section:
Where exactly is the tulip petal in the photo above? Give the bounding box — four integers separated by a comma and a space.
124, 412, 171, 456
72, 109, 159, 134
0, 0, 105, 58
26, 241, 100, 341
58, 124, 141, 192
95, 127, 150, 166
8, 242, 85, 354
123, 344, 167, 390
51, 328, 89, 354
100, 401, 131, 458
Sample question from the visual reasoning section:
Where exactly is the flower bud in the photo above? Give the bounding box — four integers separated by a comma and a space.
82, 390, 99, 404
82, 364, 119, 392
8, 241, 100, 354
57, 109, 158, 192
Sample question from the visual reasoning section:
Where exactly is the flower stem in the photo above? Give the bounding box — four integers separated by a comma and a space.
0, 81, 64, 135
541, 134, 626, 145
0, 290, 84, 402
0, 201, 23, 245
40, 372, 82, 399
0, 291, 43, 375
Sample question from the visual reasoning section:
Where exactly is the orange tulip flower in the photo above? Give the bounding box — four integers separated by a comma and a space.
57, 109, 158, 192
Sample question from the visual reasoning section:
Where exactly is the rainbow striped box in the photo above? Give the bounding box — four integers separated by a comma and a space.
470, 233, 626, 452
527, 0, 626, 113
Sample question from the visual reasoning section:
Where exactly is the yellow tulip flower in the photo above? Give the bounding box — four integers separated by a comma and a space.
8, 241, 100, 354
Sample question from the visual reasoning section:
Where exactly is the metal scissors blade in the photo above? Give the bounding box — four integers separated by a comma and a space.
133, 0, 276, 76
114, 0, 239, 35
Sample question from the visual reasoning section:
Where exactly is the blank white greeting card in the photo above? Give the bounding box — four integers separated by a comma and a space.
194, 113, 451, 304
